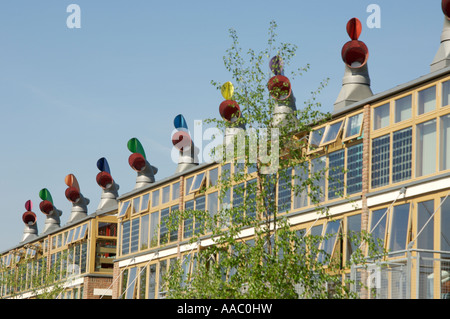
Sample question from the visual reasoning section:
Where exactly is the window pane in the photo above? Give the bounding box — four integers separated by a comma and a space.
309, 127, 325, 148
152, 190, 160, 207
370, 208, 387, 254
147, 264, 157, 299
388, 203, 410, 253
278, 168, 292, 212
443, 80, 450, 107
318, 220, 341, 264
346, 214, 361, 262
418, 86, 436, 115
184, 200, 194, 239
150, 211, 159, 248
416, 119, 436, 177
328, 149, 345, 200
121, 220, 130, 255
309, 224, 323, 259
344, 113, 363, 139
207, 192, 218, 229
293, 164, 309, 209
130, 218, 140, 253
232, 183, 245, 222
140, 215, 149, 251
141, 193, 150, 211
347, 143, 363, 194
172, 182, 180, 201
132, 197, 140, 214
209, 168, 218, 187
160, 208, 170, 244
246, 179, 257, 219
321, 121, 344, 145
118, 201, 130, 217
440, 115, 450, 171
170, 205, 179, 242
417, 200, 434, 254
159, 260, 167, 297
162, 186, 170, 204
125, 267, 137, 299
392, 127, 412, 183
373, 103, 390, 130
194, 197, 205, 235
190, 172, 205, 193
185, 176, 194, 195
311, 156, 326, 203
371, 134, 390, 188
394, 95, 412, 123
440, 197, 450, 256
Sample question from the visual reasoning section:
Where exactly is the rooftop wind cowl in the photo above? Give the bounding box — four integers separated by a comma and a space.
172, 114, 199, 173
431, 0, 450, 72
334, 18, 373, 112
38, 188, 62, 234
127, 137, 158, 189
219, 81, 246, 148
267, 55, 298, 128
65, 174, 90, 224
21, 200, 38, 243
96, 157, 119, 210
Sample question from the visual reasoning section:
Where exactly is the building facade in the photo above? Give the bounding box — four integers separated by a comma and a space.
2, 2, 450, 299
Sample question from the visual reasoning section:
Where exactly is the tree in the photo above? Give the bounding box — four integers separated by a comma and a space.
164, 20, 382, 299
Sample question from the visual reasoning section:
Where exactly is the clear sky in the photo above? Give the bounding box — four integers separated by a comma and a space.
0, 0, 443, 251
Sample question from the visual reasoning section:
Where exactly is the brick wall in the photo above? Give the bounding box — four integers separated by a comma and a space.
83, 275, 114, 299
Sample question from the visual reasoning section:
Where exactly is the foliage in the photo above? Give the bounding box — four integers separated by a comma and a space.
162, 20, 383, 299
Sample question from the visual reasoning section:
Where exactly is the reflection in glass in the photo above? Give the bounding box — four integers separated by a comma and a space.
418, 86, 436, 115
344, 113, 363, 139
388, 203, 410, 253
373, 103, 390, 130
416, 119, 436, 177
395, 95, 412, 123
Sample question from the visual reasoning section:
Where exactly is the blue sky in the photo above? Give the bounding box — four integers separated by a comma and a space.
0, 0, 442, 251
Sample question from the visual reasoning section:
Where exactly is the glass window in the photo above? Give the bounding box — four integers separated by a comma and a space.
440, 197, 450, 255
140, 215, 149, 251
347, 143, 363, 194
125, 267, 137, 299
207, 192, 218, 219
159, 208, 170, 244
162, 185, 170, 204
246, 179, 257, 219
121, 220, 130, 255
170, 205, 179, 242
141, 193, 150, 212
172, 182, 180, 201
183, 200, 194, 239
150, 211, 159, 248
73, 226, 80, 242
132, 197, 140, 214
147, 264, 157, 299
440, 115, 450, 171
277, 168, 292, 213
392, 127, 412, 183
311, 156, 326, 203
232, 183, 245, 222
417, 200, 434, 254
130, 218, 140, 253
185, 176, 194, 196
190, 172, 206, 193
394, 95, 412, 123
416, 119, 437, 177
346, 214, 361, 262
194, 198, 205, 235
318, 220, 341, 264
159, 260, 167, 297
118, 200, 130, 218
209, 168, 218, 187
79, 223, 88, 239
309, 127, 325, 150
293, 164, 309, 209
388, 203, 410, 253
371, 134, 390, 188
139, 266, 147, 299
309, 224, 323, 259
418, 86, 436, 115
152, 190, 160, 207
442, 80, 450, 107
370, 208, 387, 254
328, 149, 345, 200
344, 113, 363, 140
321, 120, 344, 145
66, 228, 74, 245
373, 103, 390, 130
